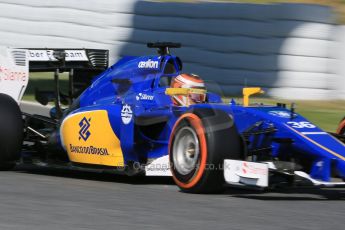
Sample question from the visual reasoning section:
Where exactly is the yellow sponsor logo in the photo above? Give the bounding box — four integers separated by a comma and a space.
61, 110, 124, 167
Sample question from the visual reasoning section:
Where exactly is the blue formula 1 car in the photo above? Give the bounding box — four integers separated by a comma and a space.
1, 42, 345, 193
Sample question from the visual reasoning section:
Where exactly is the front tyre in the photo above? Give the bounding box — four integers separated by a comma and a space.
169, 108, 243, 193
0, 93, 23, 170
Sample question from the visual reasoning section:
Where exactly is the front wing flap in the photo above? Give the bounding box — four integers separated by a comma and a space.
224, 160, 345, 189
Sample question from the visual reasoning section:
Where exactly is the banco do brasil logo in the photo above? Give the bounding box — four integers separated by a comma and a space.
79, 117, 91, 141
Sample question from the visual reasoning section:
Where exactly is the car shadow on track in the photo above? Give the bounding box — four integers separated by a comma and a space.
224, 187, 345, 201
14, 165, 175, 185
14, 165, 345, 200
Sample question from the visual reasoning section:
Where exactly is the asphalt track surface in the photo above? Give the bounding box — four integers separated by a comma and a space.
0, 165, 344, 230
2, 102, 341, 230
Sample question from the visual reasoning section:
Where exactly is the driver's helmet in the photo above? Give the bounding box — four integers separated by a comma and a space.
170, 73, 206, 106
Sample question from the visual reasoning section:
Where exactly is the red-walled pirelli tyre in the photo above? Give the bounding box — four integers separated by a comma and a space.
169, 108, 243, 193
337, 117, 345, 135
0, 93, 23, 170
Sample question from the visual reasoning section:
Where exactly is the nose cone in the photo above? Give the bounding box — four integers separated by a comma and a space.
288, 128, 345, 181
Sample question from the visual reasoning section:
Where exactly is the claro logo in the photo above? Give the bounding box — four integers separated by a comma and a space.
138, 59, 159, 69
0, 66, 27, 82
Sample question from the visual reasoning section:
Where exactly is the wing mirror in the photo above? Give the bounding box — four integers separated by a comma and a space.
243, 87, 265, 106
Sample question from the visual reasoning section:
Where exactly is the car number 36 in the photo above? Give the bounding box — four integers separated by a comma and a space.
286, 121, 316, 129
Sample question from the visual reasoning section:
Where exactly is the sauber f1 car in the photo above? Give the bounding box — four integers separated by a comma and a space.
1, 43, 345, 193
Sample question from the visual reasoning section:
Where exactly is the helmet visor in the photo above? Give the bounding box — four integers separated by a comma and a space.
190, 93, 206, 103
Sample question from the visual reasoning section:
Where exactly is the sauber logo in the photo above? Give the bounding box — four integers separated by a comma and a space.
138, 59, 159, 69
28, 50, 88, 61
268, 111, 291, 118
121, 104, 133, 125
79, 117, 91, 141
29, 50, 56, 61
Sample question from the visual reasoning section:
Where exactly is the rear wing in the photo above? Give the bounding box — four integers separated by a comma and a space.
27, 49, 108, 72
0, 48, 109, 115
25, 48, 109, 118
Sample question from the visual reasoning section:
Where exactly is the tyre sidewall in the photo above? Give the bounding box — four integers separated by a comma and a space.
169, 108, 243, 193
0, 93, 23, 167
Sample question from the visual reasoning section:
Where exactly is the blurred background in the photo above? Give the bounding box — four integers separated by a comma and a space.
0, 0, 344, 130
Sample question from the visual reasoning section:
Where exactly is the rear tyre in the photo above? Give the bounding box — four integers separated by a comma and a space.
0, 93, 23, 170
169, 108, 243, 193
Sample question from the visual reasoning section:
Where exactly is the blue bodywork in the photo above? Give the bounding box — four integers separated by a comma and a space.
62, 52, 345, 182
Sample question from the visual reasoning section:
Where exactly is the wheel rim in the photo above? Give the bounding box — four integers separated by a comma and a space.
172, 126, 200, 175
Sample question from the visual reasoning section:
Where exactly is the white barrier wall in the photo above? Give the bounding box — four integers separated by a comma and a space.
333, 26, 345, 99
0, 0, 342, 99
